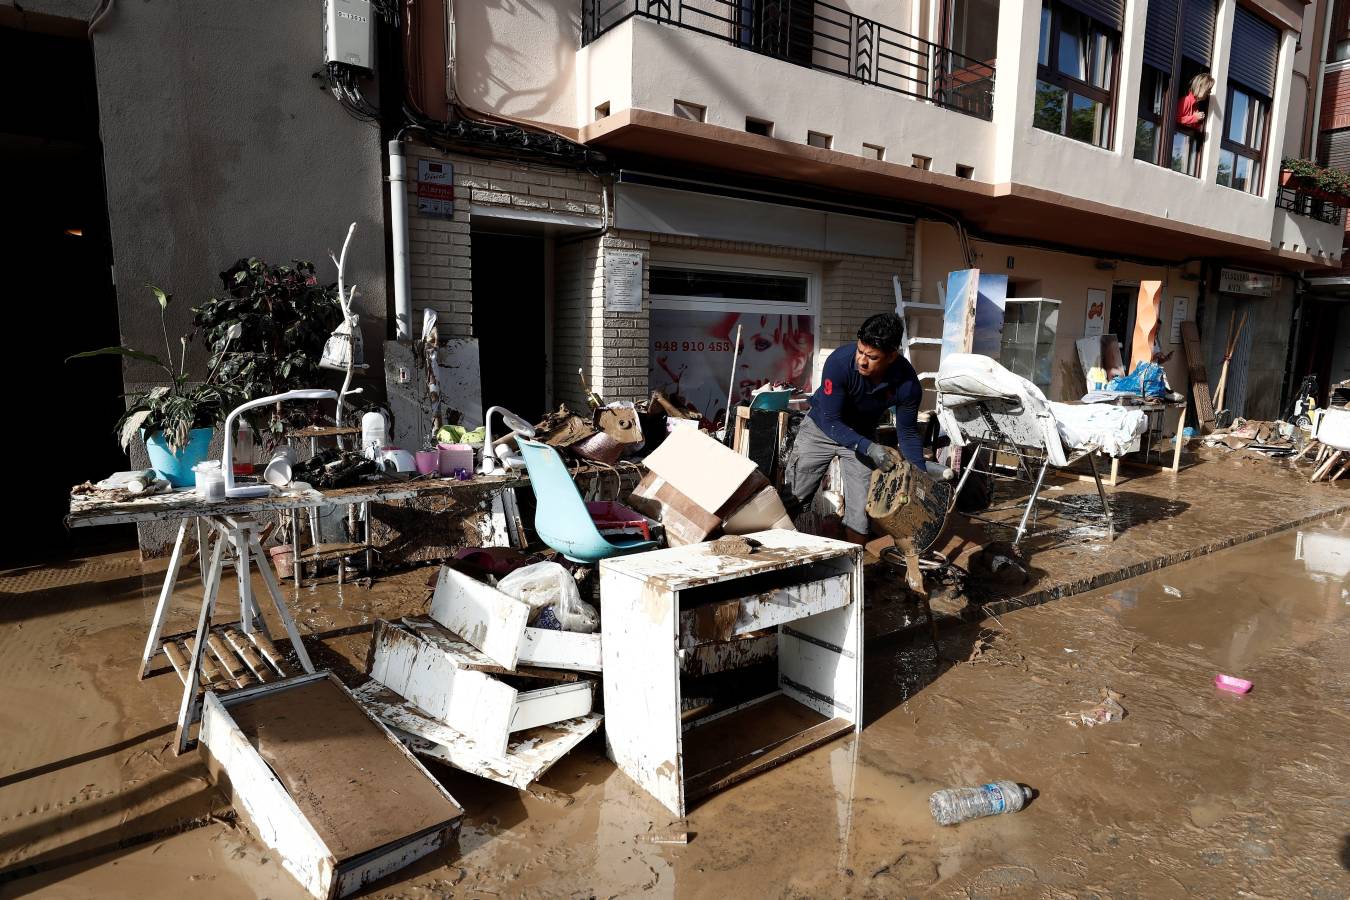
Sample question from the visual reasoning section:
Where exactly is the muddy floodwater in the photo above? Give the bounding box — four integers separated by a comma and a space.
2, 516, 1348, 898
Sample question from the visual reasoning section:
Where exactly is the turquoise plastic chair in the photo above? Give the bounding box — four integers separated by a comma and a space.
517, 438, 658, 563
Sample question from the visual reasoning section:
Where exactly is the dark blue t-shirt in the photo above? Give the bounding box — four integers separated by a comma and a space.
806, 343, 924, 467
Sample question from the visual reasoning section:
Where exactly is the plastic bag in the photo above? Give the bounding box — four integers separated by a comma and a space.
1105, 361, 1168, 399
496, 562, 599, 634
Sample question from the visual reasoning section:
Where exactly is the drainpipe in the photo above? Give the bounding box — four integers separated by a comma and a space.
388, 139, 413, 340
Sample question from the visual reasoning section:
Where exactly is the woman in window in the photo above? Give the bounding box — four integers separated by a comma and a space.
1177, 73, 1215, 128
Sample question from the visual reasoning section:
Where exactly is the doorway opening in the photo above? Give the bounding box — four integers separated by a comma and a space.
471, 231, 548, 424
1, 18, 130, 565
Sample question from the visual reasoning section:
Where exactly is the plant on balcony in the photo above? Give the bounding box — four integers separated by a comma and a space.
1281, 157, 1350, 207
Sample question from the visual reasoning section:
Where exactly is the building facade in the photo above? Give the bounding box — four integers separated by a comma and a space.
406, 0, 1342, 427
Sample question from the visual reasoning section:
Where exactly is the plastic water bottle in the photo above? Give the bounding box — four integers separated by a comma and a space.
929, 781, 1032, 826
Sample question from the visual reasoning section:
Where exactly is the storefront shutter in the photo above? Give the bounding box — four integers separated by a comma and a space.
1143, 0, 1179, 72
1060, 0, 1124, 32
1229, 5, 1280, 97
1181, 0, 1216, 65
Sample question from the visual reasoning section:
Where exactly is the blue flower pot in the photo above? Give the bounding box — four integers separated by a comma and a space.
144, 427, 214, 487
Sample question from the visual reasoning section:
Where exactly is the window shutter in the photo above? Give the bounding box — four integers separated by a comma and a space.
1319, 128, 1350, 172
1181, 0, 1216, 66
1229, 6, 1280, 97
1143, 0, 1180, 73
1060, 0, 1124, 32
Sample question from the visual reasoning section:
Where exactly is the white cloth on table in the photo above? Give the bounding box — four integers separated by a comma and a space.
935, 353, 1146, 461
1049, 402, 1147, 458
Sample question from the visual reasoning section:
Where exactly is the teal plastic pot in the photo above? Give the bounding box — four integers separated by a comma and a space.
144, 428, 213, 487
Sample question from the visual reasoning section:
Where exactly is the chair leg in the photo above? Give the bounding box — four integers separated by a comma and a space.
1012, 457, 1051, 550
1088, 453, 1115, 541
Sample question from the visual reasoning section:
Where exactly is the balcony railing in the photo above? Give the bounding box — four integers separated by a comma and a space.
580, 0, 995, 121
1276, 186, 1346, 226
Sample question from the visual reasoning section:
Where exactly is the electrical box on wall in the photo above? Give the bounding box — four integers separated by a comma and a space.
324, 0, 374, 70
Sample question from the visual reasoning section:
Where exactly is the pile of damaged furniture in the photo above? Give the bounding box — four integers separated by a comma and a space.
192, 395, 862, 899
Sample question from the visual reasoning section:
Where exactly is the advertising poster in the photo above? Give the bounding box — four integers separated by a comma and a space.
941, 270, 1008, 359
1085, 288, 1106, 337
648, 310, 815, 426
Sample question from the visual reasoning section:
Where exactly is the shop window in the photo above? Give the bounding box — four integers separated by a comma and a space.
1034, 2, 1119, 148
1216, 83, 1269, 194
649, 264, 815, 426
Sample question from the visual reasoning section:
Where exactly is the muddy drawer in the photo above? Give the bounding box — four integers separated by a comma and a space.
676, 561, 853, 648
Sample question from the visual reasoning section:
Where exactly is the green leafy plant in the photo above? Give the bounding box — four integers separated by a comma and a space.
1281, 156, 1319, 181
67, 285, 238, 452
192, 258, 343, 441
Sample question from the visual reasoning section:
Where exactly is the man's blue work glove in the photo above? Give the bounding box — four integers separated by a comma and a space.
866, 443, 897, 472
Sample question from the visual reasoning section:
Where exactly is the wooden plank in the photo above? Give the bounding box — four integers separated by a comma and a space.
428, 566, 529, 669
226, 628, 274, 682
355, 682, 603, 790
162, 641, 191, 683
1180, 321, 1216, 432
184, 636, 228, 690
249, 632, 289, 676
208, 632, 253, 687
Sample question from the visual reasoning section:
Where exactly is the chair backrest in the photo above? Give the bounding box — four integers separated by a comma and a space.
517, 439, 608, 551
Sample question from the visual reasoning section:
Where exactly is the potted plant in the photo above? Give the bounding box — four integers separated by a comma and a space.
1280, 156, 1319, 188
192, 257, 343, 447
68, 285, 239, 486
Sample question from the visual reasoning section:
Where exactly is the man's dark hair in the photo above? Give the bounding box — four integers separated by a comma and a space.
857, 313, 905, 353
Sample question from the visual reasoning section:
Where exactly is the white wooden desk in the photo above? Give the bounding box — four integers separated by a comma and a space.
599, 530, 862, 816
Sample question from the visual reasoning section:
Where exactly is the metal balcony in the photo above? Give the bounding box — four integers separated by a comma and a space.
1276, 186, 1346, 227
581, 0, 995, 121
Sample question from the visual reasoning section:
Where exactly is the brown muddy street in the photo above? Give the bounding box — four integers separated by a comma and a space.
3, 516, 1349, 898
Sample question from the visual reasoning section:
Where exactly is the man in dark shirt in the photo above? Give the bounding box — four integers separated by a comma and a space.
786, 313, 925, 545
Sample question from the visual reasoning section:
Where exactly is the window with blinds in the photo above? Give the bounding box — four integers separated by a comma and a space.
1134, 0, 1217, 175
1217, 7, 1279, 196
1033, 0, 1121, 148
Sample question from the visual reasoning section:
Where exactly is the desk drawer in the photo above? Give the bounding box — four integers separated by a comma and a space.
677, 566, 852, 648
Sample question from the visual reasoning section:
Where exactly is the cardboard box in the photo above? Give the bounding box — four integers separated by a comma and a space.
628, 472, 721, 547
643, 427, 759, 517
721, 484, 795, 535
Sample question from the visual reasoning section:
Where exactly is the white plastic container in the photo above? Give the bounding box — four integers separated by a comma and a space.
194, 460, 226, 502
361, 411, 389, 459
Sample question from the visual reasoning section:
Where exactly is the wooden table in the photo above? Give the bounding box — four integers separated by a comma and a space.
66, 473, 533, 753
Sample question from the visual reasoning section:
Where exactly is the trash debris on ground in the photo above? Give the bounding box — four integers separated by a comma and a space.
1214, 674, 1253, 694
637, 830, 692, 845
1062, 687, 1126, 727
929, 781, 1033, 826
1163, 585, 1182, 597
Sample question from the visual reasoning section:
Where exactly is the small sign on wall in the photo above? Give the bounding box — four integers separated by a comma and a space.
1169, 297, 1189, 345
417, 159, 455, 219
604, 250, 643, 312
1084, 288, 1106, 338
